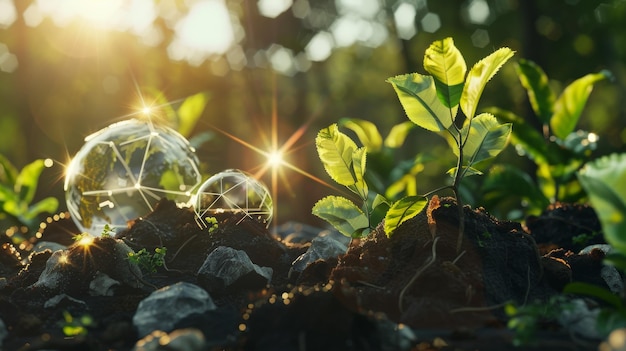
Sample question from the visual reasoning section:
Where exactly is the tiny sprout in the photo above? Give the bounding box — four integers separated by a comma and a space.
128, 247, 167, 273
101, 224, 115, 238
205, 216, 219, 233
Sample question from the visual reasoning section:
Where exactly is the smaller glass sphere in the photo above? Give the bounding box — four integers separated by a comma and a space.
193, 169, 273, 228
64, 119, 202, 234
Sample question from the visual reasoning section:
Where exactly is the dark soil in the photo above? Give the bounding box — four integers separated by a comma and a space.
0, 197, 609, 350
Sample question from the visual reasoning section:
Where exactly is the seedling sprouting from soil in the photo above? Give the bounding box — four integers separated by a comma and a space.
314, 37, 513, 253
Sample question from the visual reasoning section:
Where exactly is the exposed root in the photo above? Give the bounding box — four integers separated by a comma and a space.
398, 236, 440, 314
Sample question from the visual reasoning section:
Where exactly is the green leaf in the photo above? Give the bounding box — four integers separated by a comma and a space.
387, 73, 454, 132
461, 47, 515, 119
423, 37, 467, 108
15, 159, 46, 204
563, 282, 623, 309
316, 124, 358, 186
312, 196, 370, 237
384, 121, 416, 148
551, 70, 611, 139
177, 92, 208, 137
482, 164, 550, 211
23, 197, 59, 220
578, 153, 626, 252
459, 113, 512, 165
447, 166, 483, 178
516, 59, 555, 124
339, 118, 383, 152
0, 153, 18, 186
370, 193, 390, 228
384, 195, 428, 237
351, 147, 368, 199
485, 107, 549, 165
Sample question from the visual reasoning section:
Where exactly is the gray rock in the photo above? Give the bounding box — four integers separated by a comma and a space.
558, 298, 601, 339
44, 293, 87, 309
89, 271, 121, 296
32, 241, 67, 253
291, 235, 348, 273
197, 246, 272, 292
133, 328, 206, 351
32, 250, 68, 290
133, 282, 216, 337
112, 240, 143, 288
579, 244, 624, 294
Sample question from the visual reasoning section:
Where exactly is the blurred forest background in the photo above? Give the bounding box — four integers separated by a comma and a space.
0, 0, 624, 227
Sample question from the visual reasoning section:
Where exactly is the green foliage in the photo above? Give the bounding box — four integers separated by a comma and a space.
0, 155, 59, 229
128, 247, 167, 273
100, 224, 115, 238
485, 60, 611, 216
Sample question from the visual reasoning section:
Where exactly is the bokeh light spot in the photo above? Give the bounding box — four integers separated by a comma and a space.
305, 31, 334, 62
258, 0, 293, 18
0, 0, 17, 29
394, 3, 417, 40
471, 29, 490, 48
420, 12, 441, 33
467, 0, 490, 24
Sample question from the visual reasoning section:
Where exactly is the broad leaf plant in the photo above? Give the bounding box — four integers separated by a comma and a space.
314, 37, 513, 253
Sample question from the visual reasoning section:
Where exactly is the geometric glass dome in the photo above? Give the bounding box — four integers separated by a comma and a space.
64, 119, 201, 234
193, 169, 273, 228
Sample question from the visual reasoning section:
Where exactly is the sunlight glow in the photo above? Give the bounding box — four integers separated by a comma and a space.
77, 234, 95, 247
267, 150, 285, 167
168, 0, 236, 65
258, 0, 293, 18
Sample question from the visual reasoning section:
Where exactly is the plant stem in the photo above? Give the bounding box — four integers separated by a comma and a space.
453, 131, 465, 254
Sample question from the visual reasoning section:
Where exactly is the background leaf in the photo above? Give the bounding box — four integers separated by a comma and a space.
15, 159, 46, 204
461, 47, 515, 119
516, 59, 555, 124
551, 70, 611, 139
177, 92, 208, 137
339, 118, 383, 152
384, 121, 416, 148
387, 73, 454, 132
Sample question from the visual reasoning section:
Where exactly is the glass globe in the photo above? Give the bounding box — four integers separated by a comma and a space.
65, 119, 202, 234
193, 169, 273, 228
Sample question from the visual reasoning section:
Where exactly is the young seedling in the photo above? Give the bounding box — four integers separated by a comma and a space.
314, 38, 514, 253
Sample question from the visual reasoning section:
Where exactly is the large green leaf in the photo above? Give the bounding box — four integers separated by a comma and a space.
551, 70, 611, 140
458, 113, 512, 165
177, 92, 208, 137
423, 37, 467, 109
387, 73, 453, 132
461, 47, 514, 119
312, 196, 370, 237
316, 124, 358, 186
15, 159, 46, 204
516, 60, 555, 124
384, 121, 416, 148
578, 153, 626, 252
339, 118, 383, 152
384, 195, 428, 237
